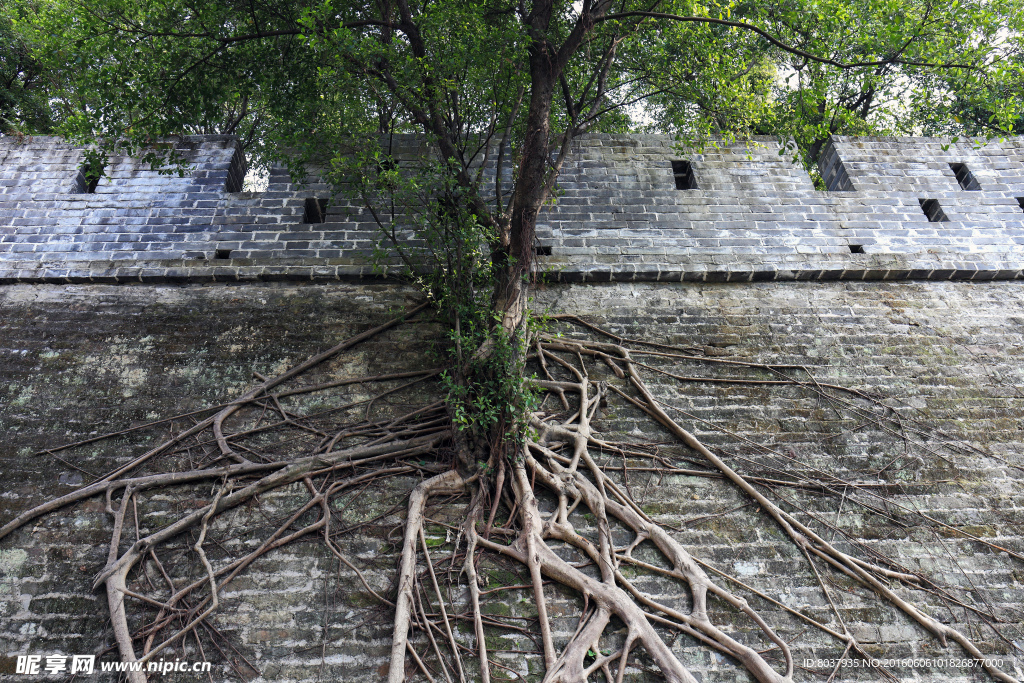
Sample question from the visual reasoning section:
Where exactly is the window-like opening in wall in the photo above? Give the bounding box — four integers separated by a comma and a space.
919, 198, 949, 222
74, 162, 104, 194
215, 249, 232, 260
949, 162, 981, 191
848, 244, 864, 253
671, 160, 698, 190
225, 147, 246, 192
1016, 197, 1024, 213
534, 245, 552, 256
303, 198, 329, 223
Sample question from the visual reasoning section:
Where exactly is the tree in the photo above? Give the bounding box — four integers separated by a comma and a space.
3, 0, 1024, 681
0, 12, 57, 134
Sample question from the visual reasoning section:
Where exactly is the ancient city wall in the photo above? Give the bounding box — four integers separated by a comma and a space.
0, 134, 1023, 682
2, 134, 1024, 283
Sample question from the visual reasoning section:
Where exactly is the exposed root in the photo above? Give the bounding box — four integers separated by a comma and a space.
390, 469, 469, 683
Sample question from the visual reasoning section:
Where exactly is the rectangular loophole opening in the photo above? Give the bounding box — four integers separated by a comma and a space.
671, 160, 698, 190
215, 249, 232, 260
1016, 197, 1024, 213
303, 198, 329, 223
949, 163, 981, 191
74, 162, 104, 194
225, 147, 246, 192
848, 244, 864, 254
534, 245, 552, 256
919, 198, 949, 223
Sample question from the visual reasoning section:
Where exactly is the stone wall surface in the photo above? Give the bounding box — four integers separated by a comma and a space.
1, 133, 1023, 682
540, 136, 1024, 281
0, 279, 1022, 682
0, 282, 438, 681
2, 134, 1024, 284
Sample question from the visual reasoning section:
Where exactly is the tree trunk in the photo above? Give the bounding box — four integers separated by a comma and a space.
493, 9, 559, 336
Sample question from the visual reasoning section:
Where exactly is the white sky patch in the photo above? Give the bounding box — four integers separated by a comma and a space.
243, 165, 270, 192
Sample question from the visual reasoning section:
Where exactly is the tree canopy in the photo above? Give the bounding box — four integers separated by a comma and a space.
10, 0, 1024, 161
0, 11, 57, 135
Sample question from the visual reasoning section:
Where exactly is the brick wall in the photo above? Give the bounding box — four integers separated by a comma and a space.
2, 134, 1023, 284
1, 132, 1023, 681
1, 280, 1022, 681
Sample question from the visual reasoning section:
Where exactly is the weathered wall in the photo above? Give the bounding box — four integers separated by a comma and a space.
3, 135, 1024, 284
541, 135, 1024, 281
0, 282, 438, 681
2, 132, 1023, 681
1, 279, 1022, 681
533, 279, 1024, 681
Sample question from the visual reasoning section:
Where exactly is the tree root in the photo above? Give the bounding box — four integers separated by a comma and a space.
390, 469, 469, 683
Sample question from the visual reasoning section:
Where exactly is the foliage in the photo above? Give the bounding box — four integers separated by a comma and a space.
916, 52, 1024, 137
0, 11, 56, 135
758, 0, 1024, 164
325, 136, 540, 454
10, 0, 1021, 157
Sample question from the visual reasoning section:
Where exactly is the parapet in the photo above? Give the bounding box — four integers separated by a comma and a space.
820, 135, 1024, 193
0, 135, 245, 196
1, 133, 1023, 284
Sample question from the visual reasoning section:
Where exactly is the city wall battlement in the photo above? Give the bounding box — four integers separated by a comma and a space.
2, 134, 1023, 283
